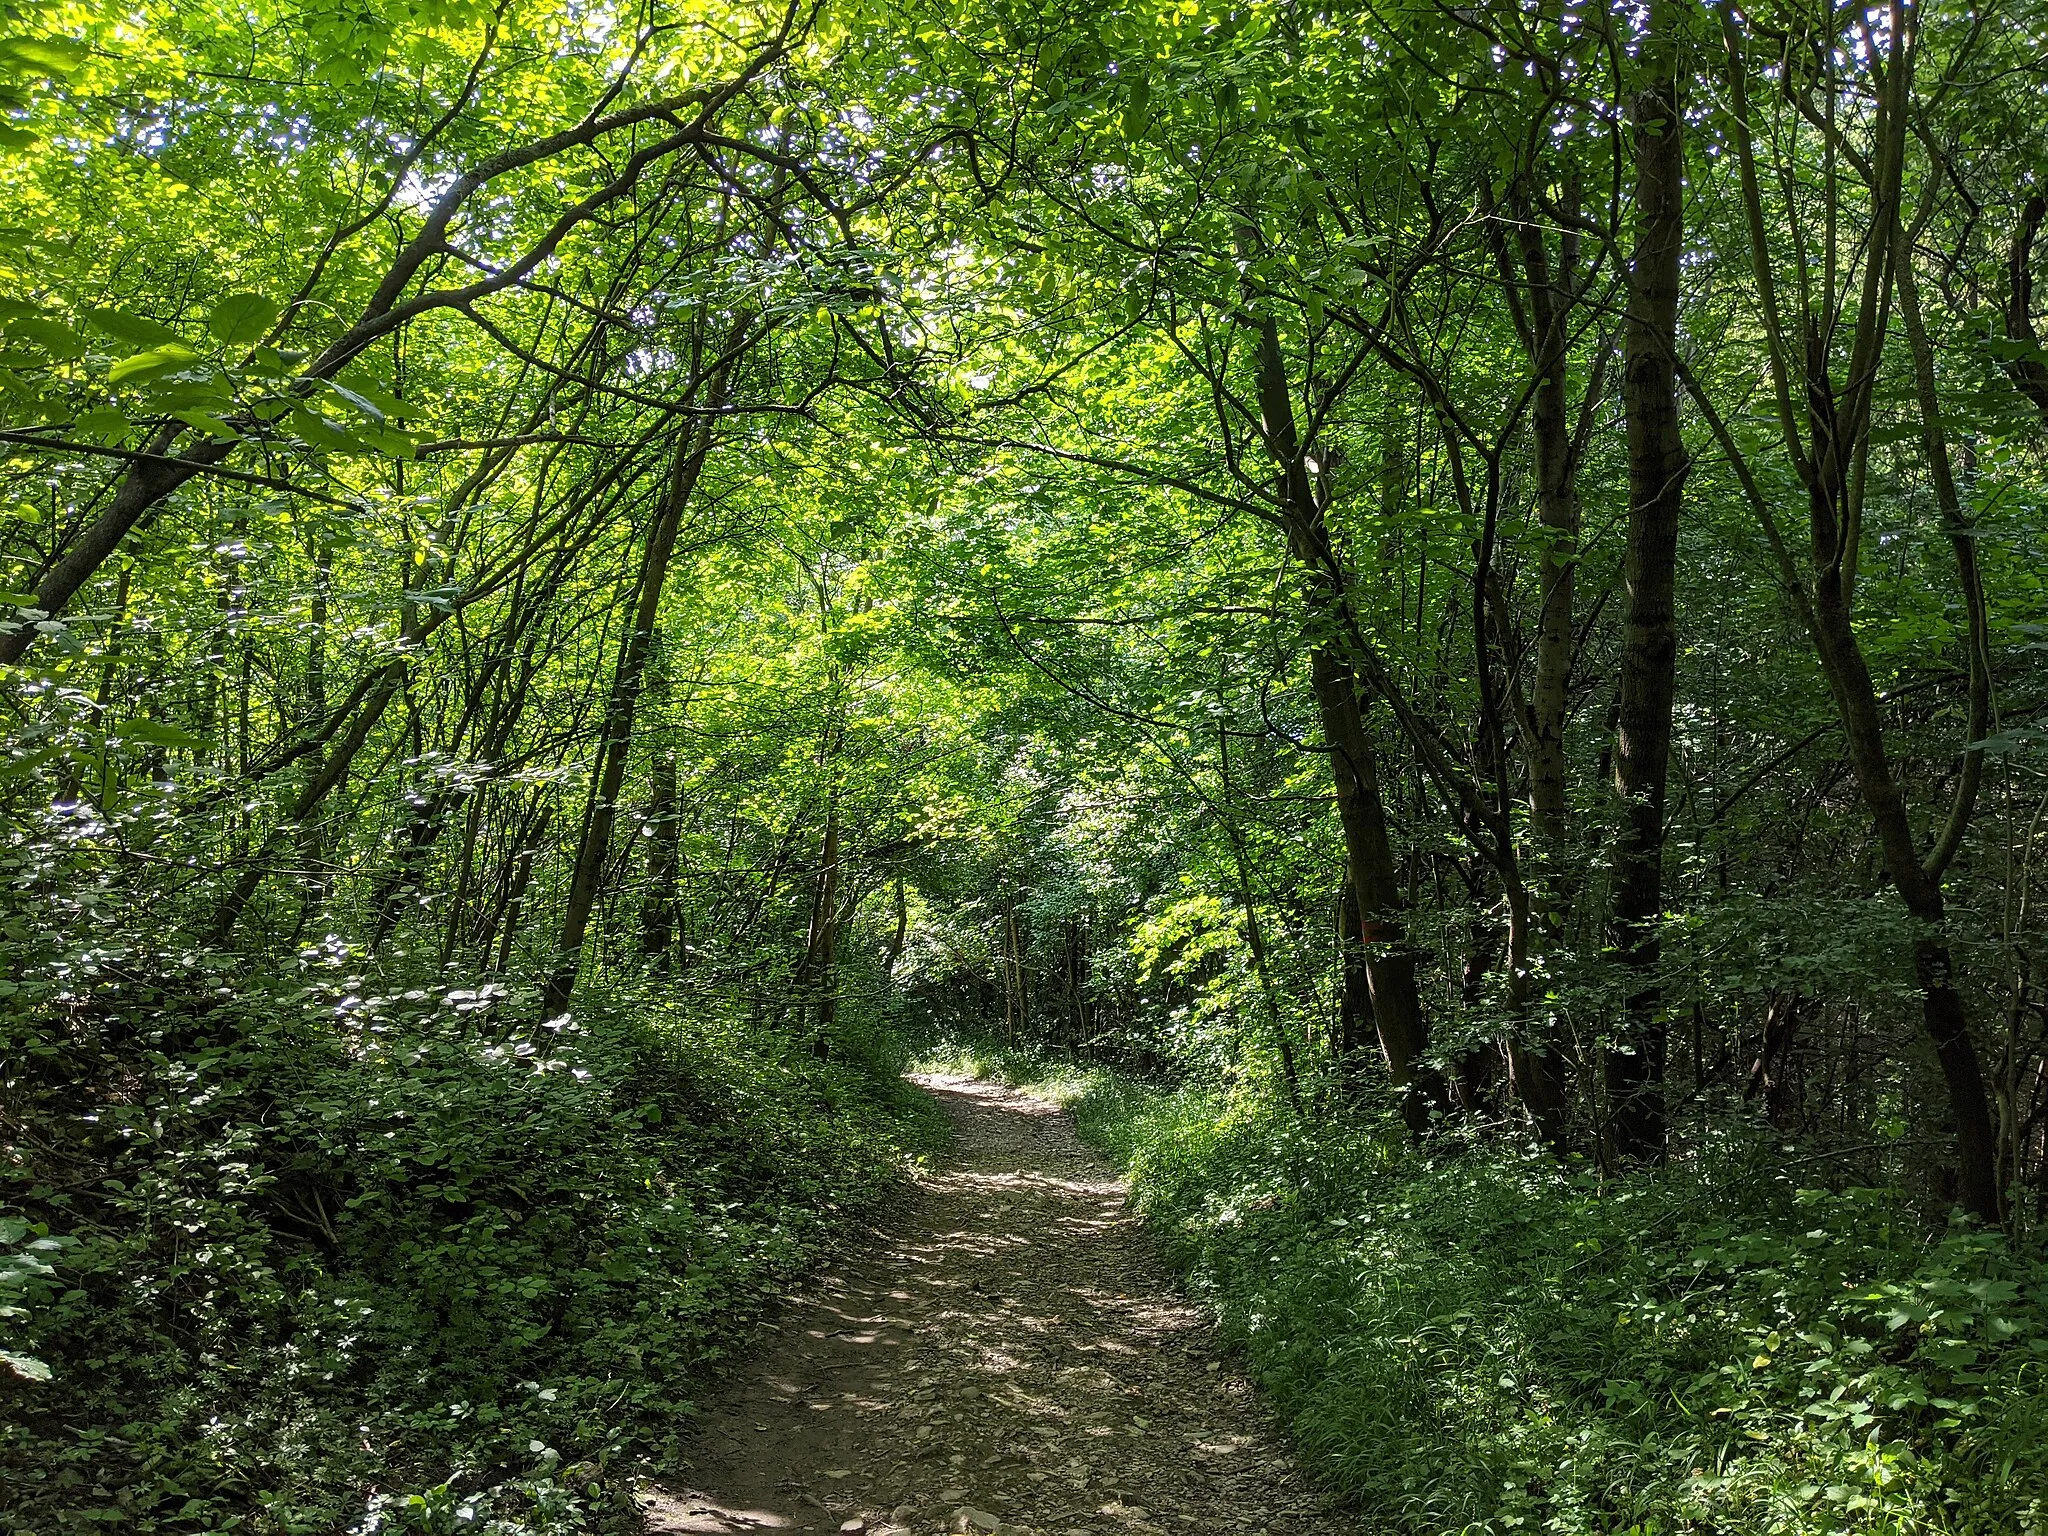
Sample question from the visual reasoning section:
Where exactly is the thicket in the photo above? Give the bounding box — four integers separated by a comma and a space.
5, 972, 939, 1533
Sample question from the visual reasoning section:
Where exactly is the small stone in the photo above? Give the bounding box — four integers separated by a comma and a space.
840, 1521, 867, 1535
939, 1488, 969, 1502
823, 1468, 852, 1480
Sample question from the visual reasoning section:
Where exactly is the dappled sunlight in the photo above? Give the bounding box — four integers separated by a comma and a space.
644, 1078, 1335, 1536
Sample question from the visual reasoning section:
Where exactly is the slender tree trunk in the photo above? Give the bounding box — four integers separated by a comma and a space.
1247, 315, 1440, 1126
1337, 886, 1374, 1093
541, 369, 726, 1018
639, 659, 682, 974
799, 800, 841, 1047
489, 808, 549, 974
1807, 572, 2000, 1219
2002, 194, 2048, 422
1508, 194, 1581, 854
1713, 7, 2001, 1220
883, 870, 907, 976
640, 744, 680, 971
1605, 15, 1688, 1167
1309, 643, 1436, 1128
211, 657, 407, 942
299, 541, 333, 902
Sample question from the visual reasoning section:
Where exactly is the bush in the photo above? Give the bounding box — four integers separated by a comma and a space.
2, 967, 944, 1535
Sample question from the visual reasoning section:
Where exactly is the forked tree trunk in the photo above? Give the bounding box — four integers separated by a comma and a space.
1712, 5, 2000, 1219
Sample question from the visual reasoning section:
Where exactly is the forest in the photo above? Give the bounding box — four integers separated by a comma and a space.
3, 0, 2047, 1530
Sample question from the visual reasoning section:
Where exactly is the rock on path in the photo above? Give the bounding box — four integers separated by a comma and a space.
638, 1074, 1350, 1536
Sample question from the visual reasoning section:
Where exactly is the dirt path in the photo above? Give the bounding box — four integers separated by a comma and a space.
638, 1075, 1348, 1536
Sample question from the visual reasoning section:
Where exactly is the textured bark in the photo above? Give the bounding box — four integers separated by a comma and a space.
2003, 194, 2048, 422
1605, 17, 1688, 1167
798, 803, 842, 1045
210, 658, 407, 942
1807, 569, 2000, 1220
1508, 194, 1581, 851
883, 872, 908, 977
639, 743, 681, 970
1713, 4, 2001, 1219
1337, 886, 1375, 1094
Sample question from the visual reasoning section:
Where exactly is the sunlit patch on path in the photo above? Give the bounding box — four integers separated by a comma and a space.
639, 1075, 1346, 1536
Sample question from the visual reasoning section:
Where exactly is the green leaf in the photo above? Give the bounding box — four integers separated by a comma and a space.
172, 409, 238, 441
323, 380, 386, 423
108, 344, 200, 384
74, 406, 131, 440
5, 315, 84, 359
0, 36, 89, 79
1121, 71, 1151, 140
84, 308, 183, 349
288, 406, 362, 454
209, 293, 280, 347
111, 718, 214, 751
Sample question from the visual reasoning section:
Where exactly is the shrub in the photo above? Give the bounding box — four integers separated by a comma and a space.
2, 968, 943, 1535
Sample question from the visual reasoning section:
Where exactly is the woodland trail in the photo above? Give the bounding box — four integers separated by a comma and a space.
638, 1075, 1350, 1536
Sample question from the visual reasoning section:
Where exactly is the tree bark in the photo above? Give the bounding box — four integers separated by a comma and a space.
2003, 194, 2048, 422
210, 657, 407, 942
0, 431, 233, 665
1605, 11, 1688, 1167
1247, 316, 1440, 1127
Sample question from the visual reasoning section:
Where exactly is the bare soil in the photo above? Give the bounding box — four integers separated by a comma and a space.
637, 1074, 1351, 1536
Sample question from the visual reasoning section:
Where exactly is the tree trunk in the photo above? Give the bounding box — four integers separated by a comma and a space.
640, 741, 681, 971
883, 870, 908, 976
0, 429, 233, 664
798, 800, 841, 1047
1247, 314, 1440, 1127
1807, 572, 2001, 1220
210, 657, 407, 942
1508, 191, 1582, 854
1605, 14, 1688, 1167
541, 370, 726, 1018
1310, 642, 1435, 1129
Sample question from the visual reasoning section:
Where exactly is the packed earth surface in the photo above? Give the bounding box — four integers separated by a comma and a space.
637, 1076, 1347, 1536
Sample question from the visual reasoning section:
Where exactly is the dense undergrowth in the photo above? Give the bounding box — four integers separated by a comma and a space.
925, 1041, 2048, 1536
2, 972, 945, 1536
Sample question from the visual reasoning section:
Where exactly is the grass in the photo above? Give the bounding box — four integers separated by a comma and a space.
924, 1037, 2048, 1536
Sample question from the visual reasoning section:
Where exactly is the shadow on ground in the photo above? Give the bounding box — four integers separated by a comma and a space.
638, 1075, 1346, 1536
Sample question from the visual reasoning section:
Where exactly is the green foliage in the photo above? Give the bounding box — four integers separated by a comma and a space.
2, 973, 944, 1535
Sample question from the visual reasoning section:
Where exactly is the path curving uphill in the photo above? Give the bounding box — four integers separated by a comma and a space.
639, 1075, 1348, 1536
